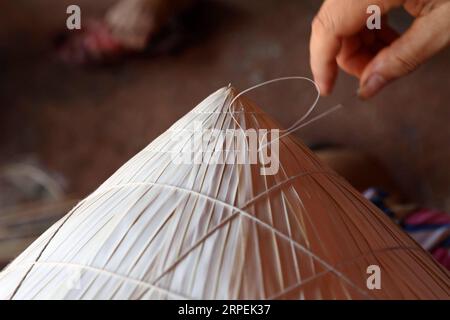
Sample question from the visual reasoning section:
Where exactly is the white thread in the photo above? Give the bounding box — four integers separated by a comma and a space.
227, 76, 343, 150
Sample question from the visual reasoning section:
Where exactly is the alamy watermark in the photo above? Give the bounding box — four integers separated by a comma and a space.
168, 121, 280, 176
66, 5, 81, 30
366, 264, 381, 290
366, 4, 381, 30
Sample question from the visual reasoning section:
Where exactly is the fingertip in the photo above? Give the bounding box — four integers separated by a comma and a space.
312, 77, 331, 96
312, 69, 336, 96
320, 83, 332, 96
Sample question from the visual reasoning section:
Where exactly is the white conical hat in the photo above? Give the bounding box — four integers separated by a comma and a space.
0, 87, 448, 299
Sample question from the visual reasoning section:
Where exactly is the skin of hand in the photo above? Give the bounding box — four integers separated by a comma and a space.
309, 0, 450, 99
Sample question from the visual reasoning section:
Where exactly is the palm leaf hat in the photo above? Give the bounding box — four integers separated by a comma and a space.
0, 86, 448, 299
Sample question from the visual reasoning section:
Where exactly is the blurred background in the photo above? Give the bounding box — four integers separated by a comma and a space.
0, 0, 449, 267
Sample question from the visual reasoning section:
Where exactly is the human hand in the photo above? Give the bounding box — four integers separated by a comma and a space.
309, 0, 450, 98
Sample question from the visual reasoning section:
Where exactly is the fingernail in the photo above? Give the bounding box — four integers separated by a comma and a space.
358, 74, 386, 99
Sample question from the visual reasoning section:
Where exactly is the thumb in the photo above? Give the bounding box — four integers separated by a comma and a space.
358, 5, 450, 99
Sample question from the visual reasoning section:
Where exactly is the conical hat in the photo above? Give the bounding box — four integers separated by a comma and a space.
0, 87, 448, 299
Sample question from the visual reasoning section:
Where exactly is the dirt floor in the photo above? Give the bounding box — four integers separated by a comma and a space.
1, 0, 449, 209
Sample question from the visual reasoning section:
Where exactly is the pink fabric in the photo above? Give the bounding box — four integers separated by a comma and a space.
432, 247, 450, 271
403, 208, 450, 225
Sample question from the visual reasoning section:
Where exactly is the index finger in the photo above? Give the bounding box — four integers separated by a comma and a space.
310, 0, 403, 95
